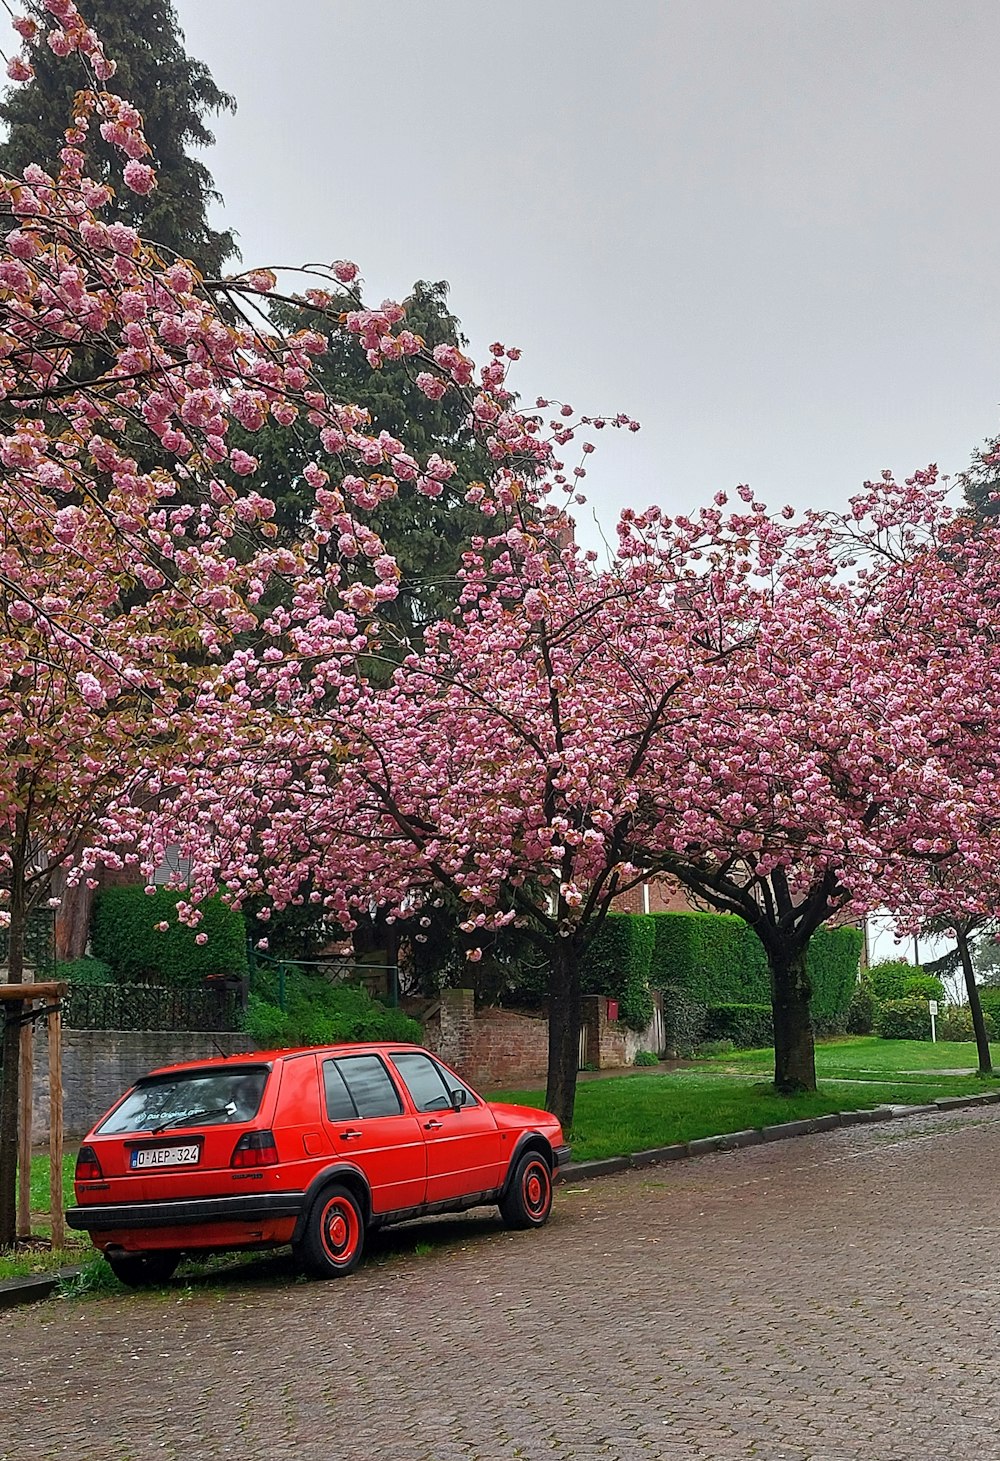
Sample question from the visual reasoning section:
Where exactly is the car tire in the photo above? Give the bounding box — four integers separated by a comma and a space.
499, 1151, 553, 1230
105, 1250, 180, 1288
296, 1184, 366, 1279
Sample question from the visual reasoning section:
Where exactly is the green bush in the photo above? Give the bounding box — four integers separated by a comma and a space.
54, 956, 113, 986
661, 984, 707, 1056
936, 1005, 997, 1043
633, 1049, 659, 1067
845, 980, 876, 1035
901, 972, 946, 1002
580, 914, 655, 1031
649, 912, 861, 1033
703, 1002, 773, 1049
868, 960, 918, 1003
976, 986, 1000, 1021
91, 887, 248, 986
873, 997, 934, 1041
244, 971, 421, 1048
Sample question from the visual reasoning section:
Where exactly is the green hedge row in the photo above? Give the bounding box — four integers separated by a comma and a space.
245, 967, 421, 1047
91, 887, 248, 986
578, 910, 863, 1048
650, 911, 863, 1043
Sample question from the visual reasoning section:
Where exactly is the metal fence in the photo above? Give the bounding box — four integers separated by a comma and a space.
63, 982, 244, 1033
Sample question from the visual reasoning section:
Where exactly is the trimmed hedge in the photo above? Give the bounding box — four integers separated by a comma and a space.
650, 912, 862, 1045
703, 1002, 773, 1048
245, 967, 420, 1047
845, 981, 876, 1035
53, 955, 113, 986
91, 887, 248, 986
580, 914, 655, 1031
868, 960, 943, 1005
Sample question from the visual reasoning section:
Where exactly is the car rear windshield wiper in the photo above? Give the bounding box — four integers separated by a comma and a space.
153, 1107, 233, 1133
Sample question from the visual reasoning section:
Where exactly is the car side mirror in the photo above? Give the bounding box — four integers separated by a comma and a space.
450, 1088, 468, 1110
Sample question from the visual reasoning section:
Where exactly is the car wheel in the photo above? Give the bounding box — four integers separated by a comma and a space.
296, 1184, 366, 1278
499, 1151, 553, 1230
105, 1250, 180, 1288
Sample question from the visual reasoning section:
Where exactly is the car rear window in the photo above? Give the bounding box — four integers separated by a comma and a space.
96, 1067, 270, 1135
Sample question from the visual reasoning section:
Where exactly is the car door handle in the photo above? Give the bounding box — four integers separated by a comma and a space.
339, 1129, 363, 1141
424, 1120, 444, 1130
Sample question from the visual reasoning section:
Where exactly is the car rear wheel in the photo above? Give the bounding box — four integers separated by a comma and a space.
499, 1151, 553, 1230
105, 1250, 181, 1288
296, 1184, 365, 1278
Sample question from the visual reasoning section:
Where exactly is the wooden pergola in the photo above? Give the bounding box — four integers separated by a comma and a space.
0, 982, 68, 1248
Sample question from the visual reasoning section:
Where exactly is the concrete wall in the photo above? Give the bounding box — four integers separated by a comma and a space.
30, 1028, 254, 1142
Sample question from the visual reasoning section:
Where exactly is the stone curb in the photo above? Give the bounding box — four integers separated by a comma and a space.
0, 1264, 82, 1312
559, 1090, 1000, 1185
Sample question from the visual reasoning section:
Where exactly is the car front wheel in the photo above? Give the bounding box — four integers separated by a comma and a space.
499, 1151, 553, 1230
296, 1184, 366, 1278
105, 1250, 180, 1288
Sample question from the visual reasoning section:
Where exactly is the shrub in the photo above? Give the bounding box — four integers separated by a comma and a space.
703, 1002, 773, 1049
901, 972, 946, 1002
580, 914, 655, 1031
695, 1038, 736, 1058
936, 1005, 997, 1043
845, 980, 876, 1035
661, 984, 707, 1056
633, 1049, 659, 1067
869, 960, 918, 1004
91, 887, 248, 986
873, 997, 934, 1041
244, 972, 421, 1048
974, 986, 1000, 1021
54, 956, 113, 986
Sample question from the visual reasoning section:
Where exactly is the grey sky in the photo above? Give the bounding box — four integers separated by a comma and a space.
174, 0, 1000, 551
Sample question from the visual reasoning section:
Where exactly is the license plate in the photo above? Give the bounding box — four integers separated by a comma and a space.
130, 1144, 200, 1169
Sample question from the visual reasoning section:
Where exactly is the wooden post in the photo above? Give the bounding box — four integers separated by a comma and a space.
47, 1004, 64, 1251
16, 1015, 33, 1238
0, 999, 23, 1248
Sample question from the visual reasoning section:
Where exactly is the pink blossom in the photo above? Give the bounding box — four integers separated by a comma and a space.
122, 160, 156, 196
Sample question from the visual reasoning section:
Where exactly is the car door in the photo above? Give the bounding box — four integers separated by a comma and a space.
321, 1054, 426, 1214
389, 1051, 502, 1204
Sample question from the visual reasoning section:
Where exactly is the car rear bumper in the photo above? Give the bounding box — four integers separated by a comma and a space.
66, 1192, 305, 1232
553, 1144, 572, 1169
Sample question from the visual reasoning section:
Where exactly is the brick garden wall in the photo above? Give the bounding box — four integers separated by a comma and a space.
30, 1028, 254, 1141
421, 989, 664, 1089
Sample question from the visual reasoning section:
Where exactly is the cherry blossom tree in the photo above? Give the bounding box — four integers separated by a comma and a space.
0, 0, 635, 1238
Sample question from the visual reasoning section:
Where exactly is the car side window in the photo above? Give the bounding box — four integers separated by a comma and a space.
392, 1053, 479, 1113
333, 1055, 403, 1119
322, 1060, 356, 1121
391, 1052, 454, 1113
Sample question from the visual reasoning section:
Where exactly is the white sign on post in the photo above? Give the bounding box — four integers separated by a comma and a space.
929, 999, 938, 1042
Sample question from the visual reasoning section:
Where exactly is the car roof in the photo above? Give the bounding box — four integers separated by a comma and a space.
144, 1043, 428, 1079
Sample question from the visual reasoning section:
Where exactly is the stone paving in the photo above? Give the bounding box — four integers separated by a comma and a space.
3, 1106, 1000, 1461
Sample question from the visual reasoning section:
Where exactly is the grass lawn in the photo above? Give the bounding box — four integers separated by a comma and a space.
493, 1036, 1000, 1162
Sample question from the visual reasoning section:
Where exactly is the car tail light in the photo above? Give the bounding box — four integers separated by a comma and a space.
75, 1145, 103, 1182
231, 1129, 278, 1168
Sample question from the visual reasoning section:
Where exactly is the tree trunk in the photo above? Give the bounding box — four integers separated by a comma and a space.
0, 864, 27, 1247
768, 941, 817, 1094
544, 939, 582, 1131
956, 926, 992, 1077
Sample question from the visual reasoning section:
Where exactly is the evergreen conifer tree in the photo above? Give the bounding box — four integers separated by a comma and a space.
0, 0, 236, 273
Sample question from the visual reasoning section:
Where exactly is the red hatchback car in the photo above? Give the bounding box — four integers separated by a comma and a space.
66, 1043, 569, 1285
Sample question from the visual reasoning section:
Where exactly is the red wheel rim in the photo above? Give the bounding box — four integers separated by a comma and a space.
522, 1160, 551, 1217
321, 1197, 359, 1264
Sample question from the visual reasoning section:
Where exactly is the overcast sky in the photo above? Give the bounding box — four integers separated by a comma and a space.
171, 0, 1000, 554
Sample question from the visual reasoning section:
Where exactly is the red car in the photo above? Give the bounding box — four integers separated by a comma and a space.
66, 1043, 569, 1285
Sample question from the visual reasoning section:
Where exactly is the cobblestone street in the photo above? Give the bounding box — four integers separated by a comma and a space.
3, 1106, 999, 1461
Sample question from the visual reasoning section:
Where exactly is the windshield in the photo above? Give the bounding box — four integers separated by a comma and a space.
96, 1067, 270, 1135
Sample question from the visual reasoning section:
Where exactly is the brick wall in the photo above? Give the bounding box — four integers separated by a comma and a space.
422, 990, 664, 1089
30, 1027, 255, 1141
